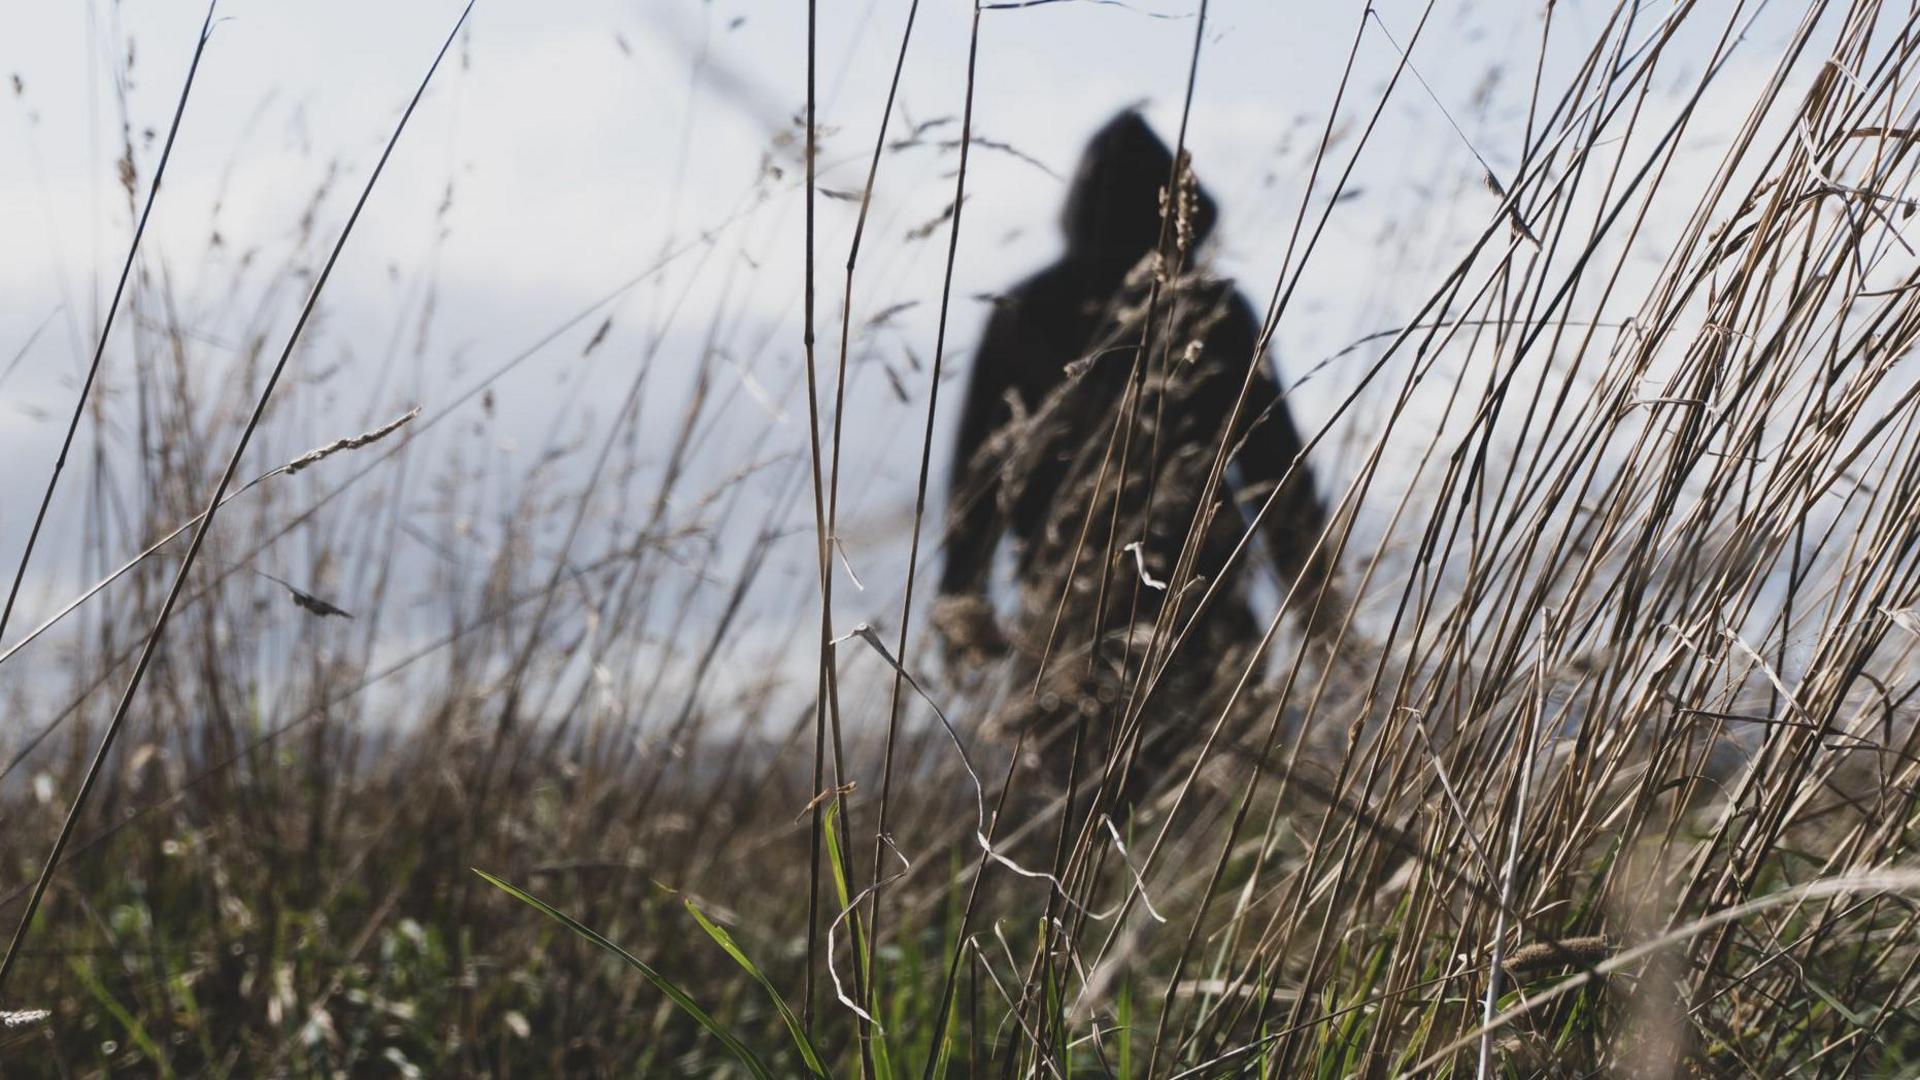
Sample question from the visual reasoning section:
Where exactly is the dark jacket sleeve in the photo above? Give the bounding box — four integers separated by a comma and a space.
1213, 295, 1332, 594
939, 300, 1026, 597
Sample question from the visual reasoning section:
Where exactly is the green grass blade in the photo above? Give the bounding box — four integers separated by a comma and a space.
473, 868, 775, 1080
820, 802, 896, 1077
685, 897, 832, 1078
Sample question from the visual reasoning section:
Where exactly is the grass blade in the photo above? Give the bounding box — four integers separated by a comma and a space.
472, 869, 776, 1080
685, 898, 832, 1078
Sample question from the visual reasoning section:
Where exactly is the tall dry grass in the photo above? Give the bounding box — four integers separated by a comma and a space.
7, 0, 1920, 1076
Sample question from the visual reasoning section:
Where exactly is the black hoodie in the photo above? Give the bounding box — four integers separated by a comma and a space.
938, 110, 1327, 639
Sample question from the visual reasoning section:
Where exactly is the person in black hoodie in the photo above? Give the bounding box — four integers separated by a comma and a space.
931, 110, 1337, 791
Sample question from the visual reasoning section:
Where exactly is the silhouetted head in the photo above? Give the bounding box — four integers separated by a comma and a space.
1060, 110, 1218, 264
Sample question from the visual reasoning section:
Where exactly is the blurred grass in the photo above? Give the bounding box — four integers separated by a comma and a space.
9, 0, 1920, 1076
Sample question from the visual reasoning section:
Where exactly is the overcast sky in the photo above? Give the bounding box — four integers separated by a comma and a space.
0, 1, 1851, 704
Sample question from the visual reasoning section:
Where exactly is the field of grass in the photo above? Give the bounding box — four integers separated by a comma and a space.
10, 0, 1920, 1076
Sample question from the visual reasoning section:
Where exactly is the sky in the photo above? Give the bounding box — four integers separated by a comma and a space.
0, 0, 1858, 719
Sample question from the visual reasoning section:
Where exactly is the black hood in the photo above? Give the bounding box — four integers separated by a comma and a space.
1060, 110, 1218, 263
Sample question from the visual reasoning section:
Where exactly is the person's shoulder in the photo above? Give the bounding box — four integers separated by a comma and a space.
1178, 265, 1245, 299
1017, 259, 1090, 298
1168, 269, 1256, 322
977, 260, 1083, 322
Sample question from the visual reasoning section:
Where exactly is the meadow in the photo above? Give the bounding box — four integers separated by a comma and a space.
6, 0, 1920, 1075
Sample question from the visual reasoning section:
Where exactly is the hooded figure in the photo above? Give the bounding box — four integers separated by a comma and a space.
934, 111, 1335, 793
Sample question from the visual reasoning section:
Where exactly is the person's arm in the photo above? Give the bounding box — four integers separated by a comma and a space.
1214, 295, 1338, 624
939, 300, 1023, 598
933, 299, 1025, 663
